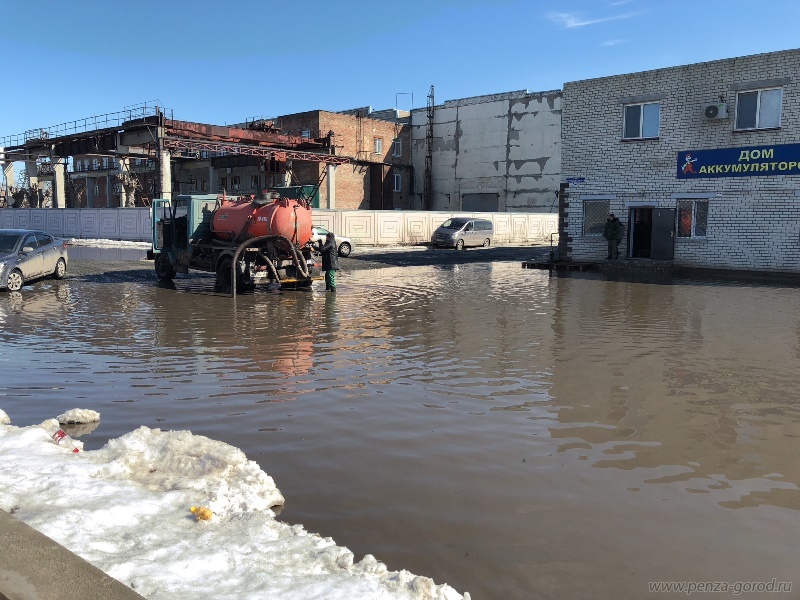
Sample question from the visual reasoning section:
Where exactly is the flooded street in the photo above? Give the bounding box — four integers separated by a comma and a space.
1, 254, 799, 599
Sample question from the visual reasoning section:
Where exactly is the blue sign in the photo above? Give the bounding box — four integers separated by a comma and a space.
677, 143, 800, 179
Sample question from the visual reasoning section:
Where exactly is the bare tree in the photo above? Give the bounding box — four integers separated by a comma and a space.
114, 172, 143, 207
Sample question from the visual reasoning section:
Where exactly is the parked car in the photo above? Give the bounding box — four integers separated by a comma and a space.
310, 226, 353, 257
0, 229, 69, 291
431, 218, 494, 249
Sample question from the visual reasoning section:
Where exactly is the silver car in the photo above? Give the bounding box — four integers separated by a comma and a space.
0, 229, 69, 291
431, 218, 494, 249
310, 226, 353, 257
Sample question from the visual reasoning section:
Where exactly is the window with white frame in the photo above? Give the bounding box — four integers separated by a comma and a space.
623, 102, 660, 139
583, 199, 610, 236
392, 138, 402, 157
231, 176, 241, 191
393, 172, 401, 192
374, 137, 383, 154
677, 199, 709, 238
735, 88, 782, 130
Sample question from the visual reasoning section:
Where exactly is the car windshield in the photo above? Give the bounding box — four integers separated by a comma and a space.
0, 233, 22, 253
440, 219, 467, 230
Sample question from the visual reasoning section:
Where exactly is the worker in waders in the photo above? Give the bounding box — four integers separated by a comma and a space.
317, 232, 340, 292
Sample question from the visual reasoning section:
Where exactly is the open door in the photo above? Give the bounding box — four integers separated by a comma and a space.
650, 208, 675, 260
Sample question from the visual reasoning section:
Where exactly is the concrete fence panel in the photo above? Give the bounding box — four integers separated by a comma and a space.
98, 210, 119, 239
79, 211, 99, 238
30, 210, 48, 231
63, 210, 81, 237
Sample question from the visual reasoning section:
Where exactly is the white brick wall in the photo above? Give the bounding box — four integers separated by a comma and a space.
562, 49, 800, 272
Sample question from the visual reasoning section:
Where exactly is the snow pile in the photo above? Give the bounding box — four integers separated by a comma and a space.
57, 408, 101, 424
0, 416, 468, 600
0, 409, 9, 425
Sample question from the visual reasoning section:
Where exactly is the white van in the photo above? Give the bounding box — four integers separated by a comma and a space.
431, 218, 494, 249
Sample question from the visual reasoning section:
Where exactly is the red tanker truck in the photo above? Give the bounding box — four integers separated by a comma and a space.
149, 192, 319, 295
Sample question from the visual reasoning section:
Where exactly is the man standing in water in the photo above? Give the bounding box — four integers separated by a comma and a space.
317, 231, 340, 292
603, 213, 624, 259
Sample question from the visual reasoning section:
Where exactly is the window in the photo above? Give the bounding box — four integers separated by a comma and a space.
374, 137, 383, 154
583, 199, 610, 236
218, 177, 227, 191
735, 88, 782, 130
677, 200, 709, 238
200, 178, 207, 192
393, 173, 401, 192
392, 138, 402, 157
623, 102, 660, 139
301, 130, 311, 138
93, 184, 100, 196
188, 179, 198, 192
231, 176, 241, 191
250, 175, 260, 189
102, 157, 109, 169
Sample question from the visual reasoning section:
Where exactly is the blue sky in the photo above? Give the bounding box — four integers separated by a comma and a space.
1, 0, 799, 136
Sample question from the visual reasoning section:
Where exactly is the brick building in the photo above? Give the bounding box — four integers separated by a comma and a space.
560, 48, 800, 273
174, 108, 411, 211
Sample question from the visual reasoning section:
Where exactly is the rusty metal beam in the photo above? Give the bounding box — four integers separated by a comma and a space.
162, 139, 350, 165
164, 120, 326, 149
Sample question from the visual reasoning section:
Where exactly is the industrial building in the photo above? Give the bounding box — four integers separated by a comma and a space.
410, 88, 562, 213
0, 105, 410, 212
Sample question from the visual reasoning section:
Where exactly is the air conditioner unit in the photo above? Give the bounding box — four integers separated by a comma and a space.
704, 103, 728, 119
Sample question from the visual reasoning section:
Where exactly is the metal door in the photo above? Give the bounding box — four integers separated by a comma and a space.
650, 209, 675, 260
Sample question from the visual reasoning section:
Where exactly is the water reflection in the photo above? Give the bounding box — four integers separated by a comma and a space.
1, 264, 799, 598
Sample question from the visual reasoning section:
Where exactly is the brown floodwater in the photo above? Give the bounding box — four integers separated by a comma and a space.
1, 260, 799, 599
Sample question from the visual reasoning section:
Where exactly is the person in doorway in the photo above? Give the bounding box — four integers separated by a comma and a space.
317, 231, 340, 292
603, 213, 624, 259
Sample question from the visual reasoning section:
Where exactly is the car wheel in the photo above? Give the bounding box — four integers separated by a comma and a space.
483, 238, 491, 248
338, 242, 352, 257
53, 258, 67, 279
6, 269, 23, 292
154, 253, 176, 280
455, 239, 465, 250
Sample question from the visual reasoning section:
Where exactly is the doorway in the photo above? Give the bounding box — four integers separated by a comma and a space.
627, 207, 675, 260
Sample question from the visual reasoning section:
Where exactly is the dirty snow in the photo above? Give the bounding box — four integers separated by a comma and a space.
56, 408, 101, 424
0, 414, 468, 600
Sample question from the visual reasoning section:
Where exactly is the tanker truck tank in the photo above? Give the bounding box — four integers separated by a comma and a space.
211, 193, 313, 246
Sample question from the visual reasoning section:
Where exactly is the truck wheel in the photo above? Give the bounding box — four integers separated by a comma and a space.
155, 253, 176, 280
216, 256, 234, 290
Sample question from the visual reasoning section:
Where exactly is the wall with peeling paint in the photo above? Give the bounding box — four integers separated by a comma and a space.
411, 89, 562, 213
